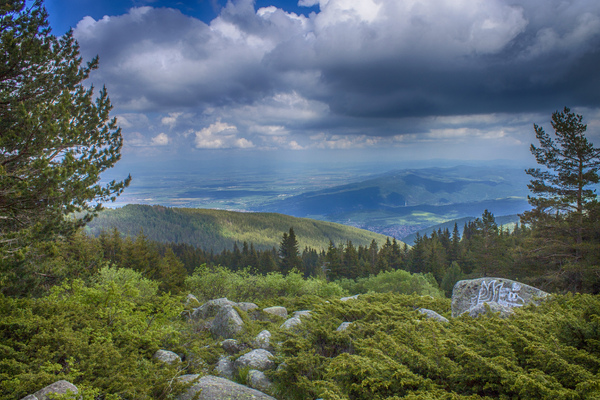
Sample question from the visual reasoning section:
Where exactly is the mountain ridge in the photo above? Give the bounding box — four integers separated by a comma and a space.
85, 204, 395, 252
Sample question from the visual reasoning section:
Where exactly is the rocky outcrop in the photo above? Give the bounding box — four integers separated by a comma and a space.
20, 380, 78, 400
452, 278, 549, 318
176, 375, 276, 400
153, 349, 181, 364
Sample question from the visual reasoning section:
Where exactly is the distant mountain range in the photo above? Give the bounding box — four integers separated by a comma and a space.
86, 204, 393, 252
254, 165, 532, 239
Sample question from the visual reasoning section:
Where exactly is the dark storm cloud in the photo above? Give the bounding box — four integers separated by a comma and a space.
72, 0, 600, 152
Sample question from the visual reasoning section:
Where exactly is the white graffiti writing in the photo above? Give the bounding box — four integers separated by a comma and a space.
470, 280, 525, 308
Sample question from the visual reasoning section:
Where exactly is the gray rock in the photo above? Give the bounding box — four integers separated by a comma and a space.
417, 308, 449, 323
192, 298, 236, 320
336, 322, 352, 331
222, 339, 246, 354
340, 294, 360, 301
247, 370, 272, 393
153, 349, 181, 364
21, 380, 78, 400
253, 330, 272, 350
237, 302, 259, 312
262, 306, 288, 318
451, 278, 549, 317
280, 316, 302, 330
234, 349, 275, 372
468, 302, 514, 318
177, 375, 276, 400
293, 310, 312, 318
210, 305, 244, 338
215, 355, 235, 379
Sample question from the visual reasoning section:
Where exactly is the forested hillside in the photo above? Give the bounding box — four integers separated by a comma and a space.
85, 204, 391, 252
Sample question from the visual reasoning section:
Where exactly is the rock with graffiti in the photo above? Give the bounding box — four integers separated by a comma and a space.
451, 278, 549, 318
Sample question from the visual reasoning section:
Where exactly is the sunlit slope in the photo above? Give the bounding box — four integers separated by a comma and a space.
86, 204, 394, 252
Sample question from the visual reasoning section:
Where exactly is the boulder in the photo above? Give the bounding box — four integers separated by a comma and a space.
20, 380, 78, 400
280, 316, 302, 330
253, 330, 272, 350
153, 349, 181, 364
192, 298, 236, 320
234, 349, 275, 372
237, 302, 259, 312
247, 370, 272, 393
467, 302, 514, 318
210, 305, 244, 338
222, 339, 246, 354
262, 306, 288, 318
177, 375, 276, 400
340, 294, 360, 301
215, 355, 235, 379
451, 278, 549, 318
293, 310, 312, 318
336, 322, 352, 331
417, 308, 449, 323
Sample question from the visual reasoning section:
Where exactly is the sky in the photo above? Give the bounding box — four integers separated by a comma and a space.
43, 0, 600, 169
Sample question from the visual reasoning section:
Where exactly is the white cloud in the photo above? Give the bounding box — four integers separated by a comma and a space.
151, 132, 170, 146
194, 120, 254, 149
250, 125, 289, 135
161, 112, 183, 127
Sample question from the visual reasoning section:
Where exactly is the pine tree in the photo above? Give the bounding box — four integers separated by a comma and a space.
278, 227, 301, 273
521, 108, 600, 289
0, 1, 130, 257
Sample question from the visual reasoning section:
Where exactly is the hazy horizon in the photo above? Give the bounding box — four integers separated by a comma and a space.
44, 0, 600, 207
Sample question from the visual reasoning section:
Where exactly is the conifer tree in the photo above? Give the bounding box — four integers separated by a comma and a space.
520, 108, 600, 289
278, 227, 301, 273
0, 1, 130, 257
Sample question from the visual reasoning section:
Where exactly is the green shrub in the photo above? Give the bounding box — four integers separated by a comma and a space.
335, 269, 444, 298
184, 265, 347, 303
0, 269, 186, 400
273, 293, 600, 400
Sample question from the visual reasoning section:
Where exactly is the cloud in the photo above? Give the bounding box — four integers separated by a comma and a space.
161, 112, 183, 127
73, 0, 600, 156
194, 120, 255, 149
151, 132, 170, 146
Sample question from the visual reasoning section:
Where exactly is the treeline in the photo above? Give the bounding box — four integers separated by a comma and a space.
85, 204, 389, 253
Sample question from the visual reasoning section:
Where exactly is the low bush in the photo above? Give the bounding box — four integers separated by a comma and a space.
273, 293, 600, 400
184, 265, 347, 303
0, 267, 187, 400
335, 269, 444, 298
